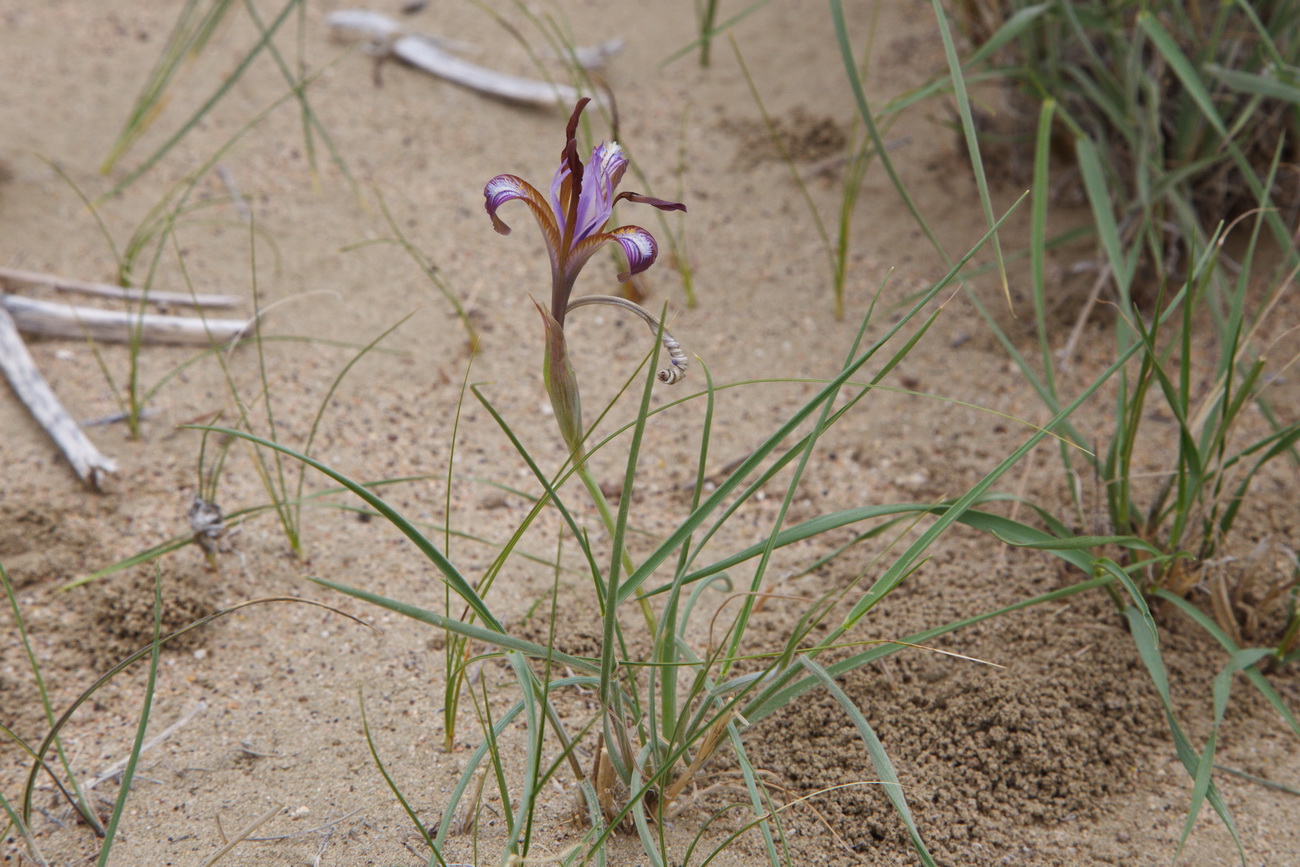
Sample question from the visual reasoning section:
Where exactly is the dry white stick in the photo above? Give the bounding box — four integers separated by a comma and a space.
2, 294, 253, 345
327, 10, 599, 108
0, 265, 241, 308
84, 700, 208, 791
0, 304, 118, 487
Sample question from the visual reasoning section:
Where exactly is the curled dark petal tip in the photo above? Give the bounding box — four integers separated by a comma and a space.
618, 192, 687, 212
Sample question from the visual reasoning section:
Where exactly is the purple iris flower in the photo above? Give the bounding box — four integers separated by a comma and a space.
483, 99, 688, 459
484, 98, 686, 327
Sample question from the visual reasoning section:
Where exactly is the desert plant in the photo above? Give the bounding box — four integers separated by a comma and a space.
206, 193, 1264, 862
954, 0, 1300, 302
949, 1, 1300, 654
198, 95, 1049, 863
824, 2, 1299, 860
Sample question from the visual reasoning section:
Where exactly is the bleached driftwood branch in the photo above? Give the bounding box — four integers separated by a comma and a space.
0, 304, 118, 487
0, 266, 240, 308
327, 10, 617, 108
2, 294, 253, 345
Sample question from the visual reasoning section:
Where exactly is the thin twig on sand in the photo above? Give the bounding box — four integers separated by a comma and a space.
0, 265, 241, 308
2, 294, 253, 345
327, 10, 615, 107
0, 304, 118, 487
200, 802, 285, 867
84, 701, 208, 791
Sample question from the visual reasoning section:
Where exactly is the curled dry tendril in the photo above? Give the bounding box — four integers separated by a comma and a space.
566, 294, 688, 384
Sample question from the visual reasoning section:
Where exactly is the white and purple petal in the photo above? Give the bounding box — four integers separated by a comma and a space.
566, 225, 657, 282
608, 225, 658, 281
565, 224, 656, 284
571, 142, 627, 242
484, 174, 562, 250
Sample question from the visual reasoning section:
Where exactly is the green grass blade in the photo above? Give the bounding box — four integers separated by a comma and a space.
659, 0, 776, 67
724, 726, 782, 866
1206, 65, 1300, 104
308, 576, 595, 673
661, 503, 1117, 597
1030, 97, 1058, 396
2, 563, 103, 833
359, 689, 445, 865
504, 653, 543, 861
1103, 562, 1246, 864
0, 789, 47, 866
432, 701, 525, 850
239, 0, 356, 192
96, 571, 165, 866
101, 0, 236, 173
1153, 590, 1300, 737
929, 0, 1010, 308
1075, 136, 1136, 301
963, 3, 1053, 68
1137, 12, 1228, 137
103, 0, 300, 198
799, 656, 936, 865
830, 0, 950, 264
193, 425, 502, 631
618, 197, 1025, 607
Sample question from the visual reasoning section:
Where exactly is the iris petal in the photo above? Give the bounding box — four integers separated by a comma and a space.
615, 191, 687, 213
484, 174, 563, 253
548, 162, 571, 235
609, 225, 658, 281
571, 142, 627, 242
485, 100, 683, 315
569, 225, 658, 284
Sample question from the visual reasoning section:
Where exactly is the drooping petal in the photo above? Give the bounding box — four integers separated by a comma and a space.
614, 191, 687, 213
484, 173, 563, 253
608, 225, 658, 281
569, 224, 659, 283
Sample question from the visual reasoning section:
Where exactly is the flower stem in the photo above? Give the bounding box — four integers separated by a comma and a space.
574, 459, 658, 633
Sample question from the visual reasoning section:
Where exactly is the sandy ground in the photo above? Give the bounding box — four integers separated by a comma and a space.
2, 2, 1298, 865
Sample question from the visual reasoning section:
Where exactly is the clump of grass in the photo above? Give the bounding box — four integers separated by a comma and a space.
954, 0, 1300, 293
206, 190, 1150, 864
825, 1, 1299, 859
949, 1, 1300, 658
